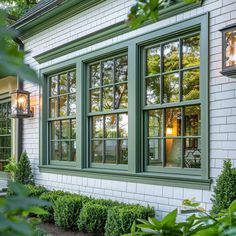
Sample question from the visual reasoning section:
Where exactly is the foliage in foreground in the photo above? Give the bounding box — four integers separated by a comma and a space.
0, 182, 49, 236
124, 199, 236, 236
211, 159, 236, 214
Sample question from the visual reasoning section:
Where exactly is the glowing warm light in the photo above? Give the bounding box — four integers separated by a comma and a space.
18, 95, 27, 109
166, 127, 173, 135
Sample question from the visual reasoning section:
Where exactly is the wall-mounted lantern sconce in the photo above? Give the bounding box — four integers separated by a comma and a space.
11, 90, 34, 118
220, 24, 236, 77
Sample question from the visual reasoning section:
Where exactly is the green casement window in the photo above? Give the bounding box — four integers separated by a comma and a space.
143, 34, 202, 170
0, 100, 11, 171
48, 70, 77, 162
88, 55, 128, 166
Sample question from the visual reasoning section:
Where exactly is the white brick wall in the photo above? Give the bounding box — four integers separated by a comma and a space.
21, 0, 236, 218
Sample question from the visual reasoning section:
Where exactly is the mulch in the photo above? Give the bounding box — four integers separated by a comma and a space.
39, 223, 94, 236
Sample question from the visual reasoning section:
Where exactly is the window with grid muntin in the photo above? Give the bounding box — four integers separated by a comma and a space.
144, 34, 201, 169
0, 101, 11, 171
88, 55, 128, 165
48, 70, 77, 162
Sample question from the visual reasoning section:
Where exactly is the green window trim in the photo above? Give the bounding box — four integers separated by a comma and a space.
40, 13, 209, 189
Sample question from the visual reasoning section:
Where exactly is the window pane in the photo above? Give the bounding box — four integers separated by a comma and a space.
92, 140, 103, 163
105, 115, 117, 138
182, 35, 200, 68
184, 138, 201, 168
148, 139, 162, 166
61, 120, 70, 139
59, 95, 68, 117
71, 141, 76, 161
165, 108, 181, 136
183, 69, 200, 101
50, 76, 58, 96
115, 56, 128, 82
119, 113, 128, 137
92, 116, 103, 138
90, 89, 100, 112
68, 94, 76, 116
51, 121, 60, 140
51, 141, 60, 160
146, 77, 160, 105
61, 141, 70, 161
119, 140, 128, 164
7, 120, 11, 134
185, 105, 201, 136
49, 98, 58, 118
102, 60, 113, 85
104, 140, 117, 164
103, 86, 113, 111
165, 138, 181, 167
69, 71, 76, 93
90, 63, 100, 88
71, 120, 76, 139
115, 84, 128, 109
146, 47, 161, 76
148, 110, 162, 137
164, 41, 179, 72
163, 73, 179, 103
59, 73, 68, 95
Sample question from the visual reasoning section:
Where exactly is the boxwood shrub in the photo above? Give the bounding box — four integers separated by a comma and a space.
54, 194, 89, 230
39, 190, 66, 223
78, 199, 120, 235
105, 204, 155, 236
26, 184, 49, 198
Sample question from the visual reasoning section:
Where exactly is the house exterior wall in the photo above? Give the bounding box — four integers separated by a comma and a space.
21, 0, 236, 219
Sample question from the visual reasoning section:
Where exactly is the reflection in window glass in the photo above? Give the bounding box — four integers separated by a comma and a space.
163, 73, 179, 103
146, 77, 160, 105
89, 55, 128, 166
144, 34, 201, 169
146, 47, 161, 76
183, 69, 200, 101
48, 70, 77, 162
182, 35, 200, 68
164, 41, 179, 72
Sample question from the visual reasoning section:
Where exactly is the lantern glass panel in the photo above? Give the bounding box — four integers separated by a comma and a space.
225, 30, 236, 68
17, 93, 29, 115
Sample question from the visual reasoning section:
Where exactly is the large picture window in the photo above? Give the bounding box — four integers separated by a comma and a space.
88, 55, 128, 165
143, 34, 201, 169
0, 101, 11, 171
48, 70, 77, 162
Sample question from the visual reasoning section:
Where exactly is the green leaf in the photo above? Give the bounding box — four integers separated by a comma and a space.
161, 209, 177, 227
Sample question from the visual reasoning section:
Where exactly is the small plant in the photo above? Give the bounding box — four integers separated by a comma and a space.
211, 159, 236, 214
15, 151, 34, 185
5, 156, 18, 181
105, 204, 155, 236
124, 199, 236, 236
54, 194, 89, 230
39, 190, 66, 223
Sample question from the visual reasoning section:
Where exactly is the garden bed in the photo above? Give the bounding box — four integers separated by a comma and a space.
40, 223, 93, 236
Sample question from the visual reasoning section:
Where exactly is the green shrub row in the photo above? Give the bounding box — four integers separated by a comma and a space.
28, 186, 155, 236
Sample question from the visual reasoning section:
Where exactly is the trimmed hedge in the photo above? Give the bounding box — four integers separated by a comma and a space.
26, 184, 49, 198
54, 194, 89, 230
105, 204, 155, 236
79, 203, 108, 235
78, 199, 120, 235
39, 190, 66, 223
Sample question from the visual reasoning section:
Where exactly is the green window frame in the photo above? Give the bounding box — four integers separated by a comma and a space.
0, 99, 12, 171
47, 69, 77, 165
40, 14, 210, 189
87, 54, 129, 169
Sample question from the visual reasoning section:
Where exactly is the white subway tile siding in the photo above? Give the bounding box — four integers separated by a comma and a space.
19, 0, 236, 218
